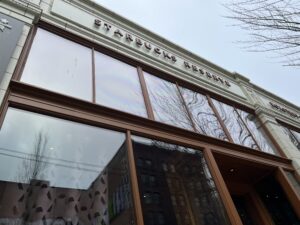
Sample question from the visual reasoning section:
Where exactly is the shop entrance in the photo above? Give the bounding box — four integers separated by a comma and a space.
214, 153, 300, 225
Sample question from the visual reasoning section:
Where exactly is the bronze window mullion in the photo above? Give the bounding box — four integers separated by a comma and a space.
126, 130, 145, 225
206, 95, 234, 143
137, 67, 155, 120
234, 108, 262, 151
203, 148, 243, 225
175, 82, 197, 132
92, 48, 96, 103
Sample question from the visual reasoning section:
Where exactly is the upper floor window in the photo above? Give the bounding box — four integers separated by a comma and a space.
21, 28, 93, 101
179, 87, 228, 140
21, 28, 147, 117
94, 51, 147, 117
212, 99, 259, 150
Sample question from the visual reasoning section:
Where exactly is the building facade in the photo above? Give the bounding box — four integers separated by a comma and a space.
0, 0, 299, 225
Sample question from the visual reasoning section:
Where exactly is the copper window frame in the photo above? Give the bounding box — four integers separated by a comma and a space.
1, 21, 299, 224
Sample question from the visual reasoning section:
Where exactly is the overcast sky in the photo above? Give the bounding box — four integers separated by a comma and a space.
94, 0, 300, 107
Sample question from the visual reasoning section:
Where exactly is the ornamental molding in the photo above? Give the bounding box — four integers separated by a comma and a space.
269, 102, 300, 120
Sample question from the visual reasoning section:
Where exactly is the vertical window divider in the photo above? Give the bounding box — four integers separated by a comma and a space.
126, 130, 145, 225
137, 67, 155, 120
275, 167, 300, 217
206, 95, 234, 143
258, 118, 286, 157
92, 48, 96, 103
175, 82, 197, 132
203, 148, 243, 225
234, 108, 262, 151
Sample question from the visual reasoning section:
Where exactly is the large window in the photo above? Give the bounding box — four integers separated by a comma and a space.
179, 87, 228, 140
281, 125, 300, 151
212, 100, 259, 150
21, 28, 147, 118
19, 27, 278, 155
0, 108, 134, 225
21, 28, 93, 101
95, 51, 147, 117
131, 136, 231, 225
143, 72, 194, 131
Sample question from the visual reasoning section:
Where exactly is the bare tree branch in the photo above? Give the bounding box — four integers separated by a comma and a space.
225, 0, 300, 66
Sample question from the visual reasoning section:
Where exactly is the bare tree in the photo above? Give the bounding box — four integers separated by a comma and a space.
17, 130, 49, 183
225, 0, 300, 66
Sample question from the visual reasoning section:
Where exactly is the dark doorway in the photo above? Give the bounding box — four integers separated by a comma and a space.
255, 176, 300, 225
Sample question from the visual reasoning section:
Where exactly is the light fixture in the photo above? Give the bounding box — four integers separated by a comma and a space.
229, 168, 234, 172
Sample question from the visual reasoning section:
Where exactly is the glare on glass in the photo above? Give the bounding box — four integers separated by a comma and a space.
179, 87, 228, 140
0, 108, 134, 225
21, 28, 93, 101
95, 51, 147, 117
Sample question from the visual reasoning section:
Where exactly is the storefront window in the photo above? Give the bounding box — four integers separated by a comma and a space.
21, 28, 93, 101
95, 51, 147, 117
143, 72, 194, 131
237, 109, 277, 154
212, 100, 259, 149
131, 136, 231, 225
179, 87, 228, 140
0, 108, 134, 225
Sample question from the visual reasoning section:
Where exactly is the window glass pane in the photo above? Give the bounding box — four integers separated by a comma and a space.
291, 130, 300, 142
179, 87, 228, 140
143, 72, 194, 130
0, 108, 134, 225
21, 28, 92, 101
212, 99, 259, 149
131, 136, 231, 225
238, 109, 277, 155
281, 126, 300, 150
95, 51, 147, 117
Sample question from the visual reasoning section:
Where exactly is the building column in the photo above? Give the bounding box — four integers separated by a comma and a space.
255, 107, 300, 175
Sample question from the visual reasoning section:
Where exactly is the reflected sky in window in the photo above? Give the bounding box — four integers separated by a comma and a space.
21, 28, 92, 101
95, 51, 147, 117
238, 109, 277, 154
0, 108, 126, 189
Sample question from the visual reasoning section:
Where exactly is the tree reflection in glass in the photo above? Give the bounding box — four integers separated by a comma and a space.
281, 126, 300, 150
95, 52, 147, 117
131, 136, 231, 225
143, 72, 194, 131
237, 109, 277, 154
179, 87, 228, 140
0, 108, 135, 225
212, 99, 259, 149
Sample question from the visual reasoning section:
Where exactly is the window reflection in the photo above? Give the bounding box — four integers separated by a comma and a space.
143, 72, 194, 130
131, 136, 230, 225
179, 87, 228, 140
237, 110, 277, 155
282, 126, 300, 151
212, 99, 259, 149
95, 52, 147, 117
21, 28, 93, 101
0, 108, 134, 225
